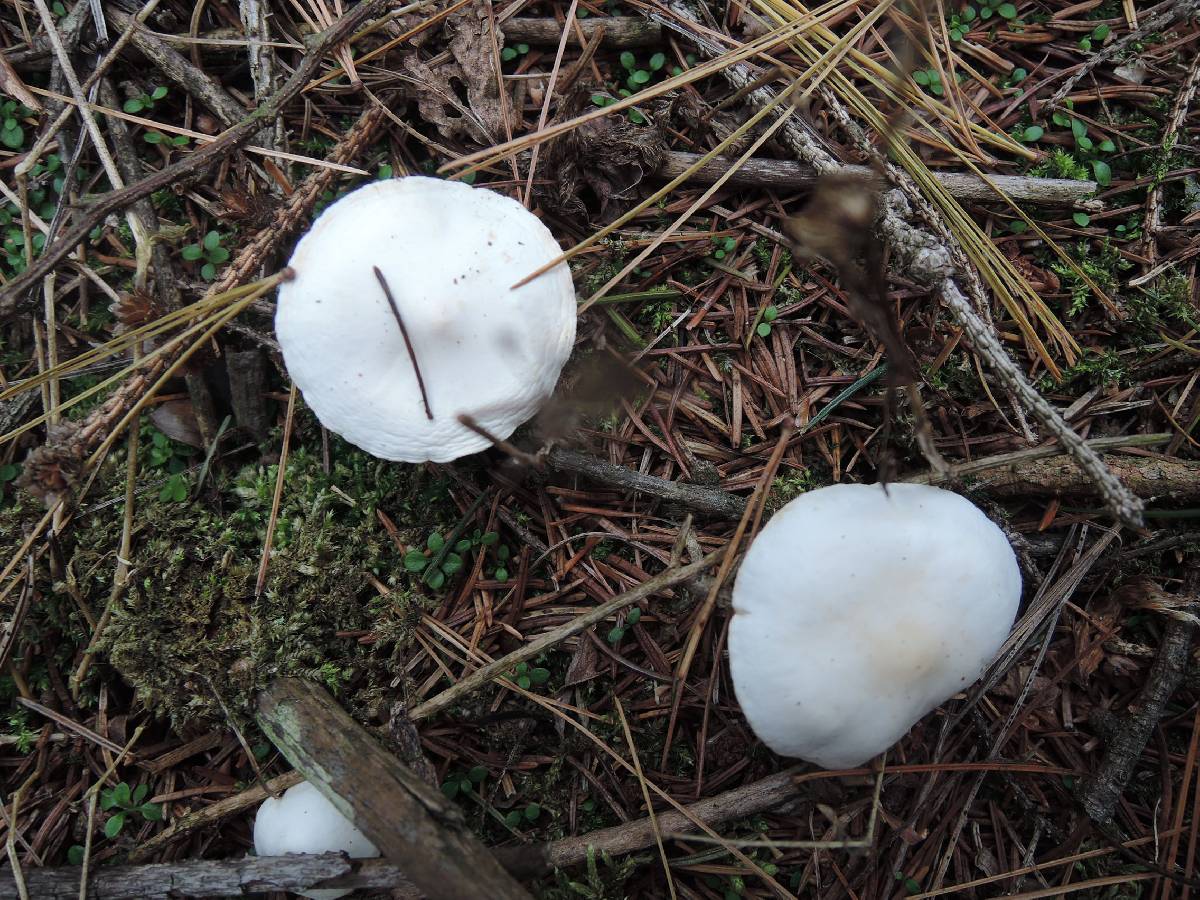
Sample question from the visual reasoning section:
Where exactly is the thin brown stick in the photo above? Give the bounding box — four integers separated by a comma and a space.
254, 384, 297, 597
373, 266, 433, 420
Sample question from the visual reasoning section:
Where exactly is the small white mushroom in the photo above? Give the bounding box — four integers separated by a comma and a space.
253, 780, 379, 900
728, 483, 1021, 769
275, 176, 577, 463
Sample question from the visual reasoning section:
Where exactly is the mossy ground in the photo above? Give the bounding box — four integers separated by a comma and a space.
3, 416, 469, 734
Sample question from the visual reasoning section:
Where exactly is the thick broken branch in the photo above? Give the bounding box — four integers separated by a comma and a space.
256, 679, 534, 900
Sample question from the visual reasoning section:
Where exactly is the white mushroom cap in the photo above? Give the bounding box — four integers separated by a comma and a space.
728, 483, 1021, 770
275, 176, 576, 463
253, 780, 379, 900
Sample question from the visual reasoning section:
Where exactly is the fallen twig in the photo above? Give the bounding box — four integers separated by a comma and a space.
1079, 615, 1196, 824
547, 447, 746, 518
1, 767, 808, 896
658, 151, 1100, 207
502, 16, 663, 48
127, 772, 303, 863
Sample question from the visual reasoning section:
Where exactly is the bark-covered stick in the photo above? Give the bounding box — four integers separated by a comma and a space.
547, 447, 745, 519
659, 151, 1099, 207
503, 16, 664, 47
256, 679, 534, 900
1079, 617, 1196, 824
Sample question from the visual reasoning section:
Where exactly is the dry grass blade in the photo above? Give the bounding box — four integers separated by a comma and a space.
254, 385, 298, 597
613, 698, 676, 899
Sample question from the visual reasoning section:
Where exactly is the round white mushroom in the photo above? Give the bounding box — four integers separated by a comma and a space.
253, 780, 379, 900
728, 483, 1021, 770
275, 176, 576, 463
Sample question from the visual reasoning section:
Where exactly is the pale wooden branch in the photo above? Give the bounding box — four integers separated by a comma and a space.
0, 854, 416, 900
256, 679, 534, 900
659, 151, 1100, 207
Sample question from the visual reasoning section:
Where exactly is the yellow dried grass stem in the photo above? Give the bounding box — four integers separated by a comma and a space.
0, 272, 287, 448
0, 278, 278, 405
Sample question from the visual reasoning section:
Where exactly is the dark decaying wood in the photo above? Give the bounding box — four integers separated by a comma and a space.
226, 349, 272, 442
256, 678, 535, 900
1079, 615, 1196, 824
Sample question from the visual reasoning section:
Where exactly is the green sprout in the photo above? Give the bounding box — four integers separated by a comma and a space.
501, 42, 530, 63
912, 68, 944, 96
711, 235, 736, 260
607, 606, 641, 644
1078, 23, 1110, 52
510, 660, 550, 690
756, 304, 780, 338
441, 765, 488, 800
100, 782, 163, 839
181, 229, 231, 280
503, 803, 542, 829
123, 85, 168, 114
946, 6, 975, 41
978, 0, 1017, 20
404, 528, 509, 591
0, 100, 33, 150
